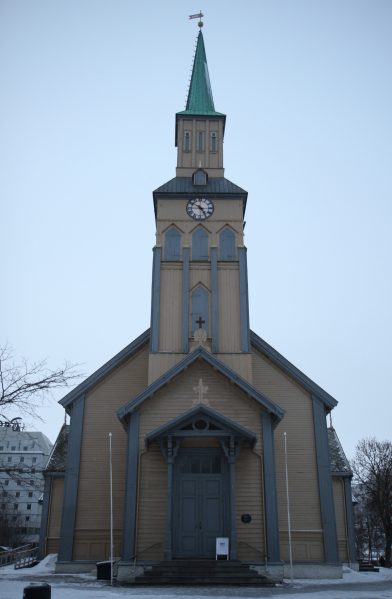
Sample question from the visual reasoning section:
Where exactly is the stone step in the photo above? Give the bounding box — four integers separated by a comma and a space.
133, 559, 274, 586
133, 576, 274, 586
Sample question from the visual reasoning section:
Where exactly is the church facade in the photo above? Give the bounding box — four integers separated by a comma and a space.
39, 30, 355, 581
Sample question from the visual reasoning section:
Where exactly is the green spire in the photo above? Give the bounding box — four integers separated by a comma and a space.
177, 31, 225, 117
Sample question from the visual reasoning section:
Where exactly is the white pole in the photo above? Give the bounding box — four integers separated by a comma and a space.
109, 432, 114, 586
284, 432, 294, 584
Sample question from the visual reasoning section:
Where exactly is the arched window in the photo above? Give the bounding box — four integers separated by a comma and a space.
192, 227, 208, 260
219, 228, 236, 260
210, 131, 218, 152
164, 227, 181, 261
183, 130, 191, 152
196, 130, 205, 152
191, 286, 209, 335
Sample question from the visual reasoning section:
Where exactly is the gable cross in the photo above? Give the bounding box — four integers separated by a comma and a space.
192, 378, 209, 406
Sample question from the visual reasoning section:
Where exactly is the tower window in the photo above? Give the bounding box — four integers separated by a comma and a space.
193, 169, 208, 186
210, 131, 218, 152
196, 131, 205, 152
192, 227, 208, 260
183, 130, 191, 152
219, 228, 236, 260
191, 286, 209, 335
164, 227, 181, 261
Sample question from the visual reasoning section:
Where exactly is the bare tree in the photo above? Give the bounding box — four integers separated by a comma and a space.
0, 344, 79, 420
352, 438, 392, 566
0, 344, 80, 546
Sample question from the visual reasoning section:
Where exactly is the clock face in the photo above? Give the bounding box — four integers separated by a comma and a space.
186, 198, 214, 220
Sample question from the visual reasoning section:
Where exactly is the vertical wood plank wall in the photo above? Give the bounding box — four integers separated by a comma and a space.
217, 265, 241, 352
252, 349, 324, 562
72, 346, 149, 561
46, 477, 65, 555
159, 265, 182, 352
333, 478, 349, 562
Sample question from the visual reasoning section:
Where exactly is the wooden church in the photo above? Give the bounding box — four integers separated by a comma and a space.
39, 28, 356, 582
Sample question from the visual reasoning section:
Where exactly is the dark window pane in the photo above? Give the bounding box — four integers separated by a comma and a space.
190, 458, 200, 474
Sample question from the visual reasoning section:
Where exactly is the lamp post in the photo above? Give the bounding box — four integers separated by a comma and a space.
109, 432, 114, 586
284, 432, 293, 583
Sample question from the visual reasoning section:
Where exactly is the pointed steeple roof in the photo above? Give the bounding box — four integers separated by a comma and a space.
177, 31, 225, 117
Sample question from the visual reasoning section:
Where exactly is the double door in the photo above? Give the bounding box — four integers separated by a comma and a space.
173, 449, 228, 558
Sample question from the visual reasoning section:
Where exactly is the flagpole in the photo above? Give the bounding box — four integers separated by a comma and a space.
109, 432, 114, 585
284, 432, 294, 583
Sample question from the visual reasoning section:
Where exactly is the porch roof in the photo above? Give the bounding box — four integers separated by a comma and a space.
145, 404, 257, 448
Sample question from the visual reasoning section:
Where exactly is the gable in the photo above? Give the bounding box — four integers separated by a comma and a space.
117, 346, 284, 426
137, 359, 264, 455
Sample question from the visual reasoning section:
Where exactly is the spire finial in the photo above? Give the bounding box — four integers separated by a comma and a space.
189, 11, 204, 29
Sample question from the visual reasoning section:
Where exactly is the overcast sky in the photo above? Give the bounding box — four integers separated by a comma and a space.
1, 1, 391, 458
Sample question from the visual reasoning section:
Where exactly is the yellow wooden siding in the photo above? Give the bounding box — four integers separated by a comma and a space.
189, 265, 210, 293
45, 476, 64, 555
236, 449, 265, 561
333, 478, 349, 562
136, 445, 167, 560
215, 354, 253, 383
72, 345, 149, 561
251, 349, 323, 562
217, 266, 241, 352
159, 266, 182, 352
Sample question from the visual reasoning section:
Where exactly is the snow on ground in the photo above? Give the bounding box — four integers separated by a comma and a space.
0, 556, 391, 599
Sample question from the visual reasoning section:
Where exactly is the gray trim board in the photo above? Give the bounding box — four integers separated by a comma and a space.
58, 393, 85, 562
59, 330, 149, 409
239, 247, 250, 352
261, 412, 280, 562
117, 346, 284, 423
122, 412, 140, 561
150, 246, 161, 352
211, 247, 218, 352
181, 247, 190, 353
38, 477, 51, 559
250, 331, 337, 409
343, 477, 356, 563
312, 396, 339, 564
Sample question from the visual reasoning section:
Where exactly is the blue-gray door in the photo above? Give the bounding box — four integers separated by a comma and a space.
173, 449, 229, 558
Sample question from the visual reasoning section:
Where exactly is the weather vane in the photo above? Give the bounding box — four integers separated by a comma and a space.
189, 11, 204, 28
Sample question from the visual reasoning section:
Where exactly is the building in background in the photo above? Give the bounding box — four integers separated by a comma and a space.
0, 429, 52, 545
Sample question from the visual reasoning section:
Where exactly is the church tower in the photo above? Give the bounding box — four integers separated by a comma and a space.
149, 30, 252, 384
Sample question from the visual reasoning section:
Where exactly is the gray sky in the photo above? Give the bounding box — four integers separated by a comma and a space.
1, 1, 391, 458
